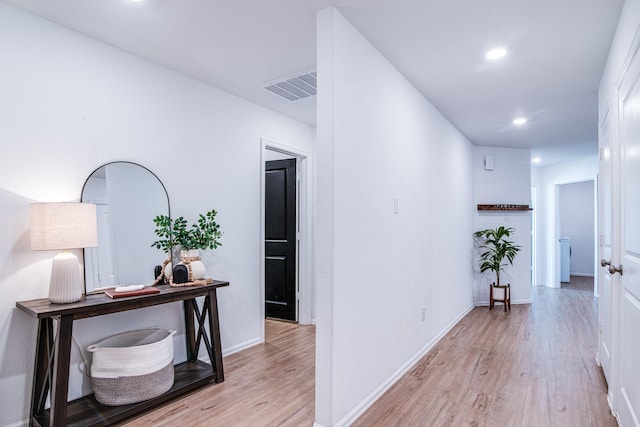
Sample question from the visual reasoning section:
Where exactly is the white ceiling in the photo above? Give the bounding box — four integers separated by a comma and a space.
3, 0, 624, 166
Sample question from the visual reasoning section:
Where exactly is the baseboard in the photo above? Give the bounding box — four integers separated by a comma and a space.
607, 391, 617, 422
5, 419, 28, 427
475, 299, 532, 307
570, 273, 594, 277
333, 303, 475, 427
539, 282, 558, 288
221, 336, 263, 358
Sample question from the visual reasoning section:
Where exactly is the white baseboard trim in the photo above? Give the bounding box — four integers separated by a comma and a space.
607, 391, 618, 423
221, 336, 263, 358
570, 273, 594, 277
331, 303, 475, 427
5, 419, 28, 427
474, 299, 532, 307
539, 282, 557, 288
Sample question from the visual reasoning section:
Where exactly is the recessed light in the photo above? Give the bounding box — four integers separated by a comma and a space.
513, 117, 527, 125
486, 48, 507, 60
532, 157, 542, 163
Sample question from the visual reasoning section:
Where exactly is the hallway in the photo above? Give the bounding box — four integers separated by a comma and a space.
355, 279, 615, 426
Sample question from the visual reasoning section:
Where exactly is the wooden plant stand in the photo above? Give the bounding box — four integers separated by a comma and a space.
489, 283, 510, 312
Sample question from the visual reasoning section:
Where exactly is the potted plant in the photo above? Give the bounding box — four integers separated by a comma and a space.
474, 226, 521, 310
152, 210, 223, 282
172, 210, 223, 252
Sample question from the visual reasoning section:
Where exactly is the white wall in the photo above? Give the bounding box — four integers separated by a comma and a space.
0, 4, 313, 426
473, 147, 532, 305
315, 8, 474, 426
559, 180, 595, 276
531, 156, 598, 288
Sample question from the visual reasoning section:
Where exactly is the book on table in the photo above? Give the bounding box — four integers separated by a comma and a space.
104, 287, 160, 299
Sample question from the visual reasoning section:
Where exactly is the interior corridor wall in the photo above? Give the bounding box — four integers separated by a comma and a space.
473, 146, 532, 305
315, 7, 475, 426
0, 4, 313, 426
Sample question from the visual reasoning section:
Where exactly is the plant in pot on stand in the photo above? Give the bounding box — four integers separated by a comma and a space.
474, 226, 521, 312
173, 209, 223, 283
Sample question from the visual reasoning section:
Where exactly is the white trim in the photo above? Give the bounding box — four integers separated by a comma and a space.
474, 299, 532, 307
570, 272, 595, 277
219, 337, 263, 358
332, 304, 475, 427
260, 139, 314, 335
4, 420, 28, 427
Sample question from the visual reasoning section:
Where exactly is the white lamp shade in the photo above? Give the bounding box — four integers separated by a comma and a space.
31, 202, 98, 250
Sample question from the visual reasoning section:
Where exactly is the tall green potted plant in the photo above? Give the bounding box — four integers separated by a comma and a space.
474, 226, 521, 310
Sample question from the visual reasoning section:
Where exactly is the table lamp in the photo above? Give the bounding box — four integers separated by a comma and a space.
30, 202, 98, 303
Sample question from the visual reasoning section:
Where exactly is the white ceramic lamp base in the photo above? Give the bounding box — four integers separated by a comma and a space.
49, 251, 83, 304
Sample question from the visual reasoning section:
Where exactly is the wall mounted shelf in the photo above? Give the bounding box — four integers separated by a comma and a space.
477, 204, 532, 211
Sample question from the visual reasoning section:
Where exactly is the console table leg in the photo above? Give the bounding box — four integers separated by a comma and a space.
30, 318, 53, 423
207, 289, 224, 383
183, 299, 197, 361
50, 315, 73, 427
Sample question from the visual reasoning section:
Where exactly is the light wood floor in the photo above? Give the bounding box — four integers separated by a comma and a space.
121, 277, 615, 426
119, 320, 315, 427
355, 276, 615, 427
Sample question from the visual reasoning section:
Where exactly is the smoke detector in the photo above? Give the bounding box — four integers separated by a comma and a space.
264, 70, 317, 101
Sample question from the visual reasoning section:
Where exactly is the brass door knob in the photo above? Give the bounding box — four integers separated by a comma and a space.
601, 259, 611, 267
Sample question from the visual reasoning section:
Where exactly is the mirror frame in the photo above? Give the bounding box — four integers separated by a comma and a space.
81, 161, 172, 294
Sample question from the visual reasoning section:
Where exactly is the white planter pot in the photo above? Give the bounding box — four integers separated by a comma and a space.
180, 249, 206, 280
163, 258, 173, 281
492, 286, 506, 300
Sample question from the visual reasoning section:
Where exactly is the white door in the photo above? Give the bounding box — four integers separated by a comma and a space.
597, 105, 616, 402
616, 46, 640, 427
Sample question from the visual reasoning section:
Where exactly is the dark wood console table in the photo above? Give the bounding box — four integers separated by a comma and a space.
16, 281, 229, 427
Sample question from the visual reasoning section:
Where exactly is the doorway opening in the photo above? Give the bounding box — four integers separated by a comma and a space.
265, 156, 297, 321
556, 179, 597, 295
260, 140, 312, 338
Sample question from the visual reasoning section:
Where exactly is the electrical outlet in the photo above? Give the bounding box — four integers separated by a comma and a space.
421, 306, 426, 322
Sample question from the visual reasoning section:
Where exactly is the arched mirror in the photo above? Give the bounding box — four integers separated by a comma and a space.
81, 162, 171, 294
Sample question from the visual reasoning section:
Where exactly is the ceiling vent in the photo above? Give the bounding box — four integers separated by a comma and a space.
264, 70, 317, 101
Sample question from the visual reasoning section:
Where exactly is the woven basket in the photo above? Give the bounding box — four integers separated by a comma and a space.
88, 329, 176, 406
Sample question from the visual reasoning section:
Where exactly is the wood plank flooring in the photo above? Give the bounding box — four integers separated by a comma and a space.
120, 277, 615, 426
118, 320, 315, 427
355, 276, 615, 427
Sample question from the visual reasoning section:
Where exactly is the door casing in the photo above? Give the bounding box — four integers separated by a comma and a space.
260, 139, 313, 340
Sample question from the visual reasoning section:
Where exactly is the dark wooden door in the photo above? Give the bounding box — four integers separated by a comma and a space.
265, 159, 297, 321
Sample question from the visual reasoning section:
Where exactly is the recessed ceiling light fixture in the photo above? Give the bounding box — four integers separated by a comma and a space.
513, 117, 527, 125
532, 157, 542, 164
486, 48, 507, 60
